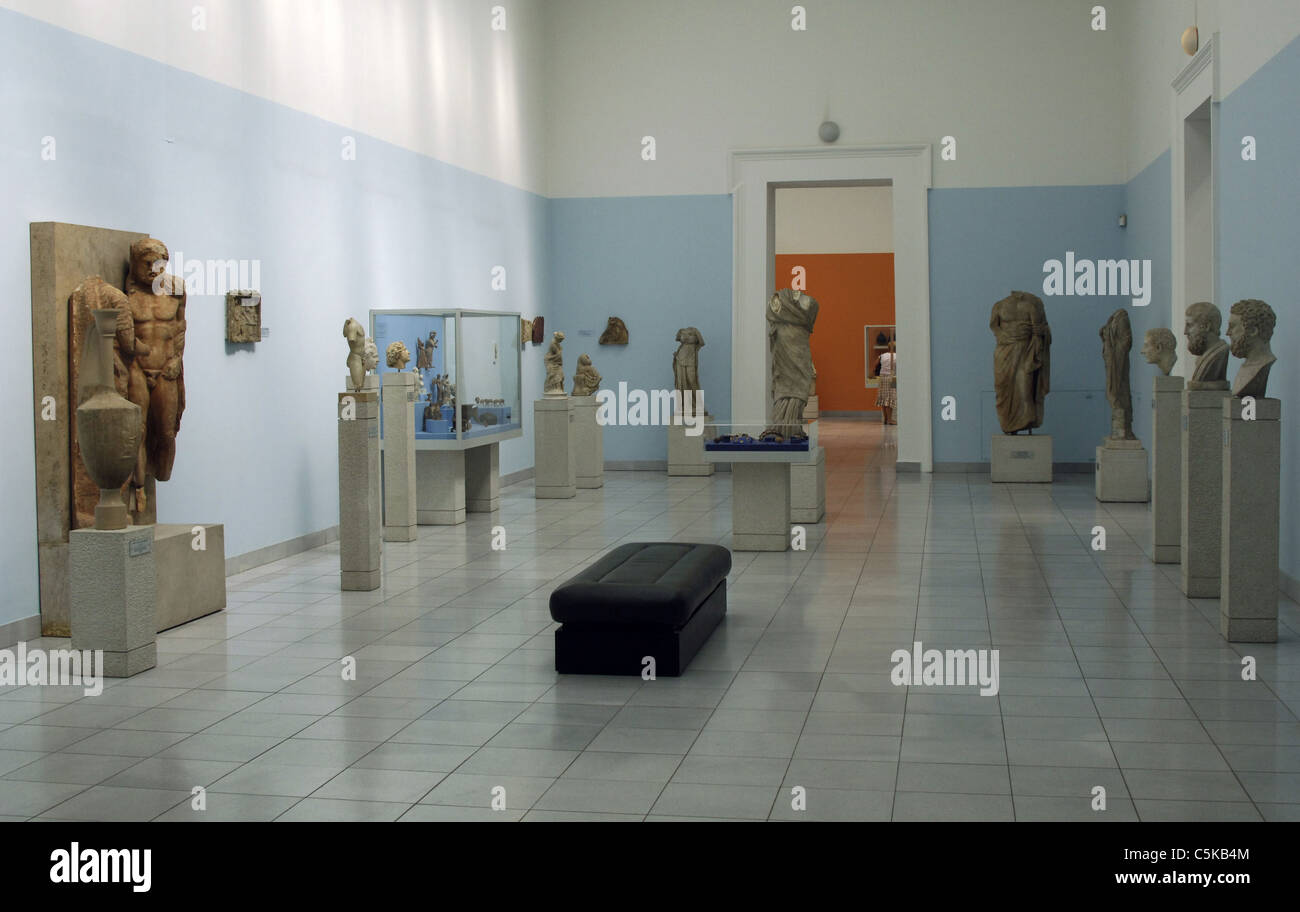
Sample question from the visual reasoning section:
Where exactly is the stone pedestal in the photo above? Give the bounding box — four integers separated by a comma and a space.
803, 395, 820, 420
381, 372, 418, 542
572, 395, 604, 489
534, 397, 576, 499
465, 443, 500, 513
416, 450, 466, 524
1221, 397, 1281, 642
154, 524, 226, 631
1181, 385, 1230, 598
69, 525, 157, 677
990, 434, 1052, 483
790, 446, 826, 523
1151, 375, 1184, 562
338, 391, 382, 591
1095, 438, 1149, 502
667, 414, 714, 476
732, 462, 792, 551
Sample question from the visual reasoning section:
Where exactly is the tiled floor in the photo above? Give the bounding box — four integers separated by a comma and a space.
3, 419, 1298, 821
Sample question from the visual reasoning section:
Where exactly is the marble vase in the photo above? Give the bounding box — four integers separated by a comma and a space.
75, 309, 141, 531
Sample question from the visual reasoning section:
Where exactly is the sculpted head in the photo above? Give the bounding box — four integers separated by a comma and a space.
577, 353, 592, 368
129, 237, 170, 286
553, 331, 565, 344
362, 339, 379, 372
386, 341, 411, 369
1227, 299, 1276, 359
1183, 301, 1221, 356
1141, 328, 1178, 374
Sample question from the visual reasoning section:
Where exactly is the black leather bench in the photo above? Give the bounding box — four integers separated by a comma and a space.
549, 542, 732, 676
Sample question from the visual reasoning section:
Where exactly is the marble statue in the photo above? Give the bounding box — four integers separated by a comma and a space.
990, 290, 1051, 434
1227, 299, 1277, 398
544, 331, 566, 398
572, 353, 602, 396
386, 341, 411, 370
344, 318, 367, 391
416, 331, 437, 370
363, 339, 379, 376
1184, 301, 1229, 386
1100, 309, 1136, 440
673, 327, 705, 393
122, 238, 187, 511
1140, 327, 1178, 376
599, 316, 629, 345
764, 288, 819, 439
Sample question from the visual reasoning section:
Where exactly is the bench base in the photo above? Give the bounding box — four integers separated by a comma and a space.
554, 581, 726, 677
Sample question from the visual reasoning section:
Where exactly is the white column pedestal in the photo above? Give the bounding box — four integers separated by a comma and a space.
381, 372, 418, 542
1221, 397, 1281, 642
534, 397, 576, 498
667, 415, 714, 476
1095, 439, 1149, 502
572, 395, 604, 489
70, 525, 157, 677
790, 446, 826, 523
1181, 385, 1230, 597
991, 434, 1052, 483
339, 390, 382, 590
417, 450, 466, 524
733, 462, 791, 551
466, 442, 500, 513
1151, 375, 1184, 562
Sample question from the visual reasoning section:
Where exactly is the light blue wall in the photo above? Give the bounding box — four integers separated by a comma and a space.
547, 196, 733, 463
1217, 34, 1300, 584
928, 185, 1129, 464
0, 11, 548, 629
1122, 150, 1173, 452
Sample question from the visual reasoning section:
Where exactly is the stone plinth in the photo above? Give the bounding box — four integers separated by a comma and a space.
69, 525, 157, 677
416, 450, 466, 524
465, 443, 500, 513
1181, 385, 1230, 598
573, 395, 604, 489
1095, 438, 1149, 502
1151, 375, 1184, 562
1221, 397, 1281, 642
667, 412, 714, 476
381, 372, 418, 542
991, 434, 1052, 483
154, 524, 226, 631
803, 395, 820, 420
732, 462, 792, 551
338, 391, 381, 591
790, 446, 826, 523
534, 397, 576, 499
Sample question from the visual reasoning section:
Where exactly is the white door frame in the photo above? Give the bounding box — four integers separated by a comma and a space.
1170, 32, 1220, 375
728, 145, 933, 471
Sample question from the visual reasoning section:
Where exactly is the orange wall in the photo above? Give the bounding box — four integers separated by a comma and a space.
774, 252, 895, 411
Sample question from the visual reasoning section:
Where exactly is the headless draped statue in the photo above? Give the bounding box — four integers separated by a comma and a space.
1100, 308, 1135, 441
990, 291, 1051, 434
763, 288, 818, 439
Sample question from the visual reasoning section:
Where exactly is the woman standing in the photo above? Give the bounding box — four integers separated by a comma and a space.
875, 340, 897, 425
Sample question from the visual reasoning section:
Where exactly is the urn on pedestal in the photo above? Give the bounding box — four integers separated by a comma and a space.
75, 309, 142, 530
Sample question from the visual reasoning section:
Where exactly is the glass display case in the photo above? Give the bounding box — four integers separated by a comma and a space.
369, 309, 523, 448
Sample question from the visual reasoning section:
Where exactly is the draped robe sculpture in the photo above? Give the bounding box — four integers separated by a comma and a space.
990, 290, 1051, 434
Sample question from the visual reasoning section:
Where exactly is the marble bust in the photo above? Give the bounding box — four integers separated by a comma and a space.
1140, 327, 1177, 376
1227, 299, 1277, 398
386, 340, 410, 369
1184, 301, 1229, 387
572, 353, 602, 397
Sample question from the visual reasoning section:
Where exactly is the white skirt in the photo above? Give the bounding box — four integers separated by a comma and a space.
877, 375, 897, 408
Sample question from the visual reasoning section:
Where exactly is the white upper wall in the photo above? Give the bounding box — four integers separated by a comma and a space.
775, 187, 893, 254
1118, 0, 1300, 179
544, 0, 1130, 197
0, 0, 548, 195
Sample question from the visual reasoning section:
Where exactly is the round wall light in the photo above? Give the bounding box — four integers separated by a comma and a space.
818, 121, 840, 144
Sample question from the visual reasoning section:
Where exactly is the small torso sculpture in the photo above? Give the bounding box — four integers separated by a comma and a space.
990, 290, 1051, 434
572, 353, 602, 397
1100, 309, 1135, 441
544, 331, 567, 397
122, 238, 187, 511
1184, 301, 1229, 387
1140, 328, 1178, 376
764, 289, 819, 439
1227, 299, 1277, 398
343, 318, 368, 390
